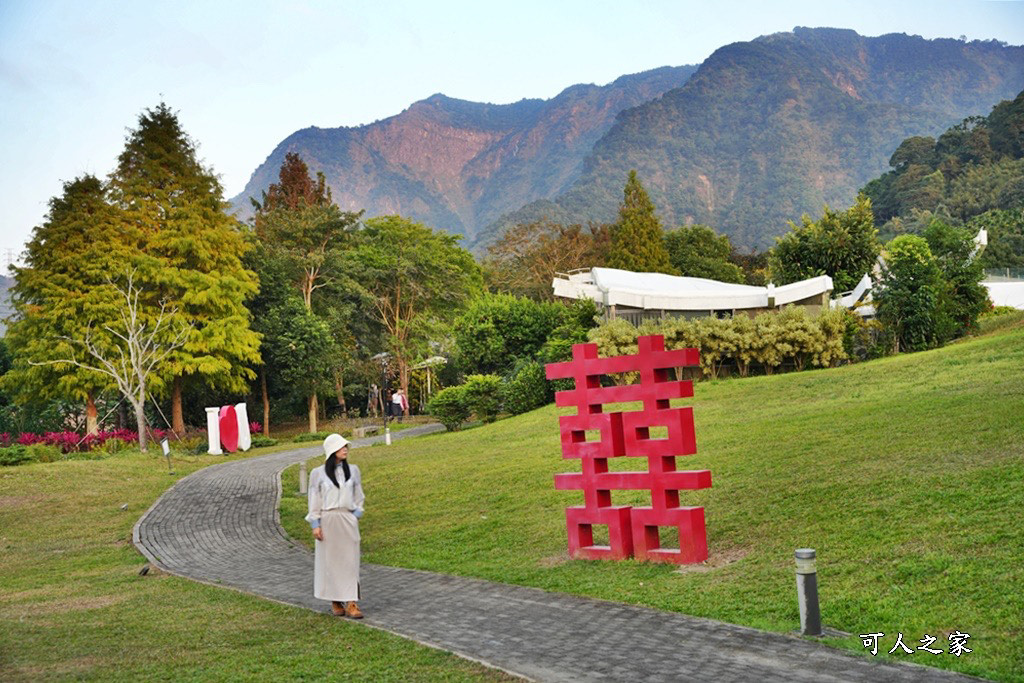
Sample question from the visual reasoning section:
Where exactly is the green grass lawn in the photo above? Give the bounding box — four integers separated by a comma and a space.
280, 323, 1024, 682
0, 445, 514, 681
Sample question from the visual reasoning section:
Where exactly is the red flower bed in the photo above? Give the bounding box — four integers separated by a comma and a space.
0, 428, 170, 453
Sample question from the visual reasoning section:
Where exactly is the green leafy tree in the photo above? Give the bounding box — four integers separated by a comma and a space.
251, 153, 364, 431
922, 220, 990, 338
607, 171, 675, 274
252, 153, 362, 310
3, 176, 129, 435
663, 224, 745, 283
454, 294, 567, 375
874, 236, 947, 353
259, 297, 340, 429
108, 103, 261, 434
769, 195, 881, 292
972, 208, 1024, 269
484, 220, 613, 300
347, 215, 483, 412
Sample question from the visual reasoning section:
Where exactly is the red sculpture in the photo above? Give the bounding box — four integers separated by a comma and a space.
219, 405, 239, 453
545, 335, 710, 564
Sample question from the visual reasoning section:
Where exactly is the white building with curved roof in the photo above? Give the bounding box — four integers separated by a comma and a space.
553, 267, 833, 323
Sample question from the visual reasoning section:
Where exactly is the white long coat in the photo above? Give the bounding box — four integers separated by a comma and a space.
306, 463, 365, 602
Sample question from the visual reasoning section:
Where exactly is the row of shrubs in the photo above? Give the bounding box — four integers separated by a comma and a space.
589, 307, 872, 380
427, 307, 897, 429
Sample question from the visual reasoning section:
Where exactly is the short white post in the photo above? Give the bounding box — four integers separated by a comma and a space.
205, 407, 222, 455
299, 460, 307, 494
385, 426, 392, 445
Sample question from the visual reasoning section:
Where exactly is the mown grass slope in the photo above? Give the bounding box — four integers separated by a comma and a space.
282, 323, 1024, 682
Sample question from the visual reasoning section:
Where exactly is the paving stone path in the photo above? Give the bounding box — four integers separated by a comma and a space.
134, 426, 981, 682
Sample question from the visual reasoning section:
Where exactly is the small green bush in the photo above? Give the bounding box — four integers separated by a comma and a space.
428, 385, 471, 431
0, 445, 32, 467
463, 374, 503, 423
250, 436, 278, 448
294, 431, 332, 443
26, 443, 62, 463
503, 362, 549, 415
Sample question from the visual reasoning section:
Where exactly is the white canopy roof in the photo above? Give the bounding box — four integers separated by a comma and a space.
553, 267, 833, 312
984, 282, 1024, 309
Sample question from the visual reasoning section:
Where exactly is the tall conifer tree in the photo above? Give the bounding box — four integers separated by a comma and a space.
4, 176, 131, 434
108, 103, 261, 433
607, 171, 675, 274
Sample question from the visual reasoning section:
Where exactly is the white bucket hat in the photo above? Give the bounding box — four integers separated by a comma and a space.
323, 433, 350, 459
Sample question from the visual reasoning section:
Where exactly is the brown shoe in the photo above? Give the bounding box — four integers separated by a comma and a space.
345, 602, 363, 619
331, 601, 345, 616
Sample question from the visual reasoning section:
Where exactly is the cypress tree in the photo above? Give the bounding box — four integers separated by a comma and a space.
4, 175, 132, 434
108, 103, 261, 434
607, 170, 676, 274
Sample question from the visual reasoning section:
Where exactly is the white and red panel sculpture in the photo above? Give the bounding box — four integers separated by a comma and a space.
205, 403, 252, 455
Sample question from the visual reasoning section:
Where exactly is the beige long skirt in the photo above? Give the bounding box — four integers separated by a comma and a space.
313, 509, 361, 602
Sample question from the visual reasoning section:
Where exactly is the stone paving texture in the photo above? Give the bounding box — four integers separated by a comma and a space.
134, 425, 982, 682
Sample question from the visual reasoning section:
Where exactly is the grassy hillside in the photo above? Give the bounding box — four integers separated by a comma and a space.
0, 444, 513, 682
283, 323, 1024, 682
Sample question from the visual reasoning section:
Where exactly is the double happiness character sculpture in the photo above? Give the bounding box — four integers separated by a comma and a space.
545, 335, 710, 564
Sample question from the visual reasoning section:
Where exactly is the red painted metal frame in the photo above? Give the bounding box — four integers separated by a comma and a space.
545, 335, 710, 564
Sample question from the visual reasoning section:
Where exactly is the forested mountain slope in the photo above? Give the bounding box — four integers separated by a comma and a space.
483, 28, 1024, 250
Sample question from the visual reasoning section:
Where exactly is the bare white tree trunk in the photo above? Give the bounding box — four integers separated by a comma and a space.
31, 270, 190, 453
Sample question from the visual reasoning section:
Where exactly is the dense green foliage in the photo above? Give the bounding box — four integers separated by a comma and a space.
863, 90, 1024, 266
462, 374, 503, 423
607, 171, 675, 274
970, 208, 1024, 269
428, 385, 471, 431
589, 308, 849, 379
768, 195, 881, 291
922, 221, 990, 338
454, 294, 569, 375
249, 153, 362, 432
108, 103, 261, 431
347, 215, 483, 407
874, 236, 947, 353
663, 224, 744, 283
501, 361, 549, 416
3, 175, 124, 418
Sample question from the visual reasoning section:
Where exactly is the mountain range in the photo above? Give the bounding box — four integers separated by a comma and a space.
231, 66, 696, 235
231, 27, 1024, 252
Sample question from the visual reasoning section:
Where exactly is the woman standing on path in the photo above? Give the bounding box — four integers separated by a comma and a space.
306, 434, 365, 618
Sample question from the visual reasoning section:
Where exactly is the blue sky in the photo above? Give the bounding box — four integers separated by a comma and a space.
2, 0, 1023, 263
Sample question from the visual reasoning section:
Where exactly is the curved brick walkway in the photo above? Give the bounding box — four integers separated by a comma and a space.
134, 426, 981, 683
